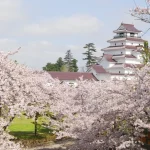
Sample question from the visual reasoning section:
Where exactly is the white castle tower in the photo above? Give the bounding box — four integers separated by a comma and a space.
88, 23, 145, 80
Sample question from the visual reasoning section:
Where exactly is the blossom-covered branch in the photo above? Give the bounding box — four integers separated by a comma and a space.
130, 0, 150, 23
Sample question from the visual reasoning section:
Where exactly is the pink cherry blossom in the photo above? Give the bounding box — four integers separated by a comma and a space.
130, 1, 150, 23
1, 50, 150, 149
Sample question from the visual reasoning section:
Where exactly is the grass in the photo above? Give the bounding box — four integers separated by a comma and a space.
8, 115, 55, 140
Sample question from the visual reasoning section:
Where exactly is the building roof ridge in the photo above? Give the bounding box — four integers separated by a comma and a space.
121, 23, 134, 26
114, 23, 141, 33
48, 71, 99, 81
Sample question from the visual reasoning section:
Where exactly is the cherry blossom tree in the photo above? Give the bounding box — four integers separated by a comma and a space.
0, 118, 21, 150
0, 50, 55, 149
2, 49, 150, 150
48, 65, 150, 149
130, 0, 150, 23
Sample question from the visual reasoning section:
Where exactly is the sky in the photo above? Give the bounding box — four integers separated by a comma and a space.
1, 0, 150, 70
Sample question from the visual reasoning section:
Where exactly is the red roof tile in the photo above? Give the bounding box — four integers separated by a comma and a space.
124, 64, 144, 68
136, 49, 142, 52
126, 37, 145, 42
104, 54, 116, 62
125, 45, 137, 49
120, 23, 141, 32
125, 55, 136, 58
124, 63, 134, 68
48, 72, 98, 81
92, 65, 107, 73
108, 37, 145, 42
102, 45, 137, 51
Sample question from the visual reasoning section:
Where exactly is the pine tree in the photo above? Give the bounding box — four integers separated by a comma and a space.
71, 59, 78, 72
83, 43, 97, 67
56, 57, 64, 71
64, 50, 73, 72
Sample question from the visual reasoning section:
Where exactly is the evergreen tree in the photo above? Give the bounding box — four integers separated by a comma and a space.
43, 51, 78, 72
83, 43, 97, 67
56, 57, 64, 71
64, 50, 73, 71
71, 59, 78, 72
142, 41, 150, 65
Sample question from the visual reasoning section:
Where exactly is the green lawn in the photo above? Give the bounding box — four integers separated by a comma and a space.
8, 116, 34, 132
8, 115, 55, 140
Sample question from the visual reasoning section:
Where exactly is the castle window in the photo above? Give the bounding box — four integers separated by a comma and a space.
119, 71, 120, 74
120, 33, 124, 37
130, 33, 134, 37
122, 43, 123, 45
121, 52, 123, 54
115, 43, 116, 46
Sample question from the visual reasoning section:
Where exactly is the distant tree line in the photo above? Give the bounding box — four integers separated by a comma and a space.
43, 43, 98, 72
43, 50, 79, 72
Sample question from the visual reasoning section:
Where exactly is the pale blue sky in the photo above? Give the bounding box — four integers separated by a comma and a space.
1, 0, 150, 70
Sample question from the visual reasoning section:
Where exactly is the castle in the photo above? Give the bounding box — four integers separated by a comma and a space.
49, 23, 145, 83
87, 23, 145, 80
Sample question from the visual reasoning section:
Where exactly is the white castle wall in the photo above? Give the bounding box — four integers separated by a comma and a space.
104, 50, 125, 55
99, 58, 115, 68
125, 49, 132, 54
110, 41, 143, 47
107, 68, 133, 74
125, 59, 141, 64
107, 68, 125, 74
126, 41, 143, 46
104, 49, 132, 55
132, 52, 142, 60
89, 68, 111, 80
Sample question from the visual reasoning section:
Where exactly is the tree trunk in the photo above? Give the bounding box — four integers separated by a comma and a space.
0, 107, 2, 117
3, 116, 15, 131
34, 112, 39, 136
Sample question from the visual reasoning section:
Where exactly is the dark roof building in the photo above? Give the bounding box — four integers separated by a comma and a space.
48, 72, 98, 81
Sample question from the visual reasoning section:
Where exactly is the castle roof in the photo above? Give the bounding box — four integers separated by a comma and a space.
48, 72, 98, 81
114, 23, 141, 33
108, 37, 145, 42
104, 54, 116, 62
91, 64, 107, 73
102, 45, 138, 51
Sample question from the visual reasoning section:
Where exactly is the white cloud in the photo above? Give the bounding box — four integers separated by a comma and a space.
0, 39, 19, 51
0, 0, 25, 35
6, 40, 66, 70
0, 39, 87, 70
0, 0, 22, 22
23, 14, 103, 36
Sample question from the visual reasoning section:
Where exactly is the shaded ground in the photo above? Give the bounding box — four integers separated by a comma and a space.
26, 139, 75, 150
